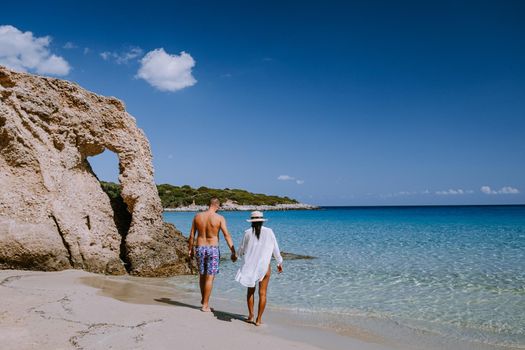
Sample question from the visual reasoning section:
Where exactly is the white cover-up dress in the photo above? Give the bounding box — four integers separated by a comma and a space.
235, 226, 283, 288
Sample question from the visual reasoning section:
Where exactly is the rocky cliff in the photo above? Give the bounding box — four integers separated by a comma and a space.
0, 66, 193, 276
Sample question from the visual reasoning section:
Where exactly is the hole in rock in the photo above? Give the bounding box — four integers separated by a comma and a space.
87, 150, 132, 272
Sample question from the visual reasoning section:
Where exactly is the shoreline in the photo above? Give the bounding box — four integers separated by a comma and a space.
1, 269, 517, 350
0, 269, 392, 350
165, 275, 519, 350
164, 203, 319, 212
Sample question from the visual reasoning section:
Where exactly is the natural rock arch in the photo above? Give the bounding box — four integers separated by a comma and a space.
0, 66, 193, 276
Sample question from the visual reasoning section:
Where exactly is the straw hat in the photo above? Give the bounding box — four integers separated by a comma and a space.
246, 211, 267, 222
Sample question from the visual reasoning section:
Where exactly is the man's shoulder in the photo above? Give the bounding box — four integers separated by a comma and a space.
210, 212, 225, 225
194, 211, 206, 219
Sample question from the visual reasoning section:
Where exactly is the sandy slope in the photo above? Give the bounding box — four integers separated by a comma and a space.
0, 270, 393, 350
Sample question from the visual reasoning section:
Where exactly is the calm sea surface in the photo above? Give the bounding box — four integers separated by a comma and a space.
164, 206, 525, 348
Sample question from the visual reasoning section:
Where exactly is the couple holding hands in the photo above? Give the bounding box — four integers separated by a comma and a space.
188, 198, 283, 326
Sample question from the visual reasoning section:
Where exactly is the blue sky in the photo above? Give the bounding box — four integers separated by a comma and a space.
1, 1, 524, 205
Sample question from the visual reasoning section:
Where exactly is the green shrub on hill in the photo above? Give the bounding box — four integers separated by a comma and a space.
100, 181, 298, 208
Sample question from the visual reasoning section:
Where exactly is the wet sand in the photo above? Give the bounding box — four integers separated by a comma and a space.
0, 269, 396, 350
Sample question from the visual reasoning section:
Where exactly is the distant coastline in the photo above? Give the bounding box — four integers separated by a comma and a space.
164, 202, 319, 212
99, 181, 318, 211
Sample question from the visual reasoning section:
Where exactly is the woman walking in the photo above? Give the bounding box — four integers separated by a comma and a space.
235, 211, 283, 326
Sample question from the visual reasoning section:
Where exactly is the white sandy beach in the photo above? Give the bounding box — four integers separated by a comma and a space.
0, 269, 396, 350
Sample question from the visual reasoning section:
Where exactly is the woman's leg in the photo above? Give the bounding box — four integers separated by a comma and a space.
255, 266, 271, 326
246, 287, 256, 322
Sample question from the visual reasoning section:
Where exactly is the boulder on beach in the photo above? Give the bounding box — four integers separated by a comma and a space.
0, 65, 194, 276
220, 251, 316, 261
280, 252, 316, 260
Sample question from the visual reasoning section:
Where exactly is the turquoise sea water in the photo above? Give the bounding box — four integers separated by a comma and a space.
164, 206, 525, 348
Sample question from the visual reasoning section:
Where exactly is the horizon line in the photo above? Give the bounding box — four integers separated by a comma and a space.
317, 204, 525, 208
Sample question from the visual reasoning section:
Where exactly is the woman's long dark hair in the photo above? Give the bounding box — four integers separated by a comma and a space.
251, 221, 263, 240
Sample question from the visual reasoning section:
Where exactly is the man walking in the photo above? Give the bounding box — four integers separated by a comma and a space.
188, 198, 236, 311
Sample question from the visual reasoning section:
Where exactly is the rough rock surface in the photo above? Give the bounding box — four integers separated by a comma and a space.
0, 66, 194, 276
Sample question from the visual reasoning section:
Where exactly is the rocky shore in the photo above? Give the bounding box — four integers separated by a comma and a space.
0, 66, 193, 277
164, 202, 319, 212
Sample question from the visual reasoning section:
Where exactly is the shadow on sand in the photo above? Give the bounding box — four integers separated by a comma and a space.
154, 297, 248, 323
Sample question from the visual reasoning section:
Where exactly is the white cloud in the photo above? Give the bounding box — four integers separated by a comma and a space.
500, 186, 520, 194
435, 189, 466, 195
0, 25, 70, 76
36, 55, 71, 75
378, 188, 475, 198
100, 47, 143, 64
379, 191, 419, 198
63, 41, 77, 49
481, 186, 493, 194
137, 48, 196, 92
83, 47, 90, 55
397, 191, 414, 196
100, 51, 111, 60
481, 186, 520, 195
277, 175, 304, 185
116, 47, 143, 64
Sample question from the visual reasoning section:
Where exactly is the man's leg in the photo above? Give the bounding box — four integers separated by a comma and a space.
201, 274, 215, 311
199, 274, 206, 304
195, 247, 205, 304
246, 287, 256, 322
255, 266, 271, 326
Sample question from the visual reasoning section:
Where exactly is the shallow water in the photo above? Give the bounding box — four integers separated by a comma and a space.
164, 206, 525, 348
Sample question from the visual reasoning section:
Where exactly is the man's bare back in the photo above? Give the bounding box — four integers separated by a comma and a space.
187, 198, 236, 260
193, 211, 224, 246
